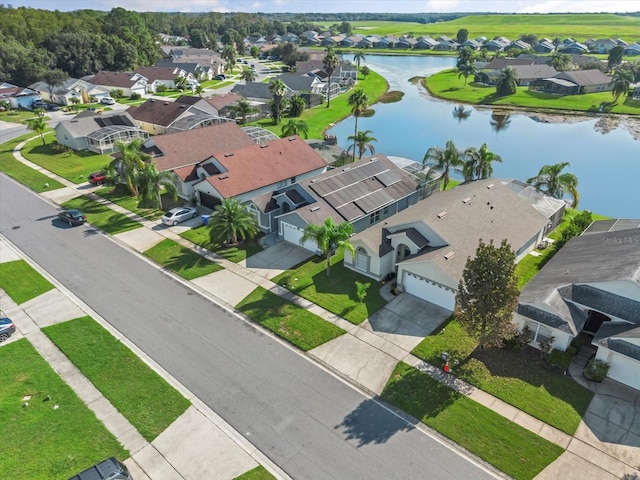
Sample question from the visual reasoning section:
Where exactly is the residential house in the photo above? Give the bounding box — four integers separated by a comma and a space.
508, 40, 532, 51
509, 64, 558, 86
560, 42, 589, 55
475, 58, 556, 86
530, 69, 612, 95
167, 48, 225, 75
29, 78, 110, 106
462, 39, 484, 50
623, 43, 640, 56
501, 179, 566, 234
433, 40, 459, 51
54, 110, 148, 154
154, 60, 215, 81
395, 37, 417, 50
514, 219, 640, 390
276, 155, 422, 249
485, 38, 511, 51
533, 41, 556, 54
1, 83, 41, 109
343, 179, 549, 311
281, 33, 299, 44
89, 71, 148, 98
135, 66, 194, 93
415, 37, 438, 50
301, 30, 320, 45
592, 38, 619, 54
202, 93, 245, 117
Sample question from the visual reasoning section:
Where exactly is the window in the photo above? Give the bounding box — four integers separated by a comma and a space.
526, 322, 553, 345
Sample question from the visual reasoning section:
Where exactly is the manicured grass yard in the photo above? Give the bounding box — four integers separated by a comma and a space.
0, 133, 65, 192
272, 253, 387, 325
43, 316, 190, 442
382, 362, 563, 480
237, 286, 346, 351
0, 339, 128, 480
233, 466, 276, 480
144, 239, 224, 280
21, 137, 113, 184
180, 225, 264, 263
61, 196, 142, 235
0, 259, 54, 304
94, 185, 175, 221
411, 318, 593, 435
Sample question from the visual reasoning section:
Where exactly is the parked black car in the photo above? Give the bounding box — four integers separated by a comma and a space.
0, 316, 16, 342
31, 99, 47, 110
58, 209, 87, 226
47, 103, 60, 111
68, 457, 131, 480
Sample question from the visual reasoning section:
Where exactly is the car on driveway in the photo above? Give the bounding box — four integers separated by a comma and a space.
214, 74, 226, 80
161, 206, 199, 226
58, 209, 87, 226
88, 171, 106, 185
100, 97, 116, 105
31, 99, 48, 110
0, 316, 16, 342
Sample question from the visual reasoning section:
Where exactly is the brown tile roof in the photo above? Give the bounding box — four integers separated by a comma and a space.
150, 123, 254, 172
173, 165, 199, 182
204, 93, 242, 111
90, 71, 145, 88
127, 98, 192, 127
205, 136, 327, 198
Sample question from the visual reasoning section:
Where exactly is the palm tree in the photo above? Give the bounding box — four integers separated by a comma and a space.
26, 116, 47, 145
526, 162, 579, 207
322, 47, 339, 107
137, 162, 178, 210
209, 197, 259, 245
231, 98, 258, 125
269, 78, 286, 125
347, 130, 377, 161
174, 76, 187, 90
495, 66, 518, 96
347, 88, 370, 161
281, 119, 309, 138
241, 67, 256, 83
300, 217, 355, 276
457, 61, 476, 85
490, 112, 511, 133
113, 138, 149, 197
423, 140, 464, 190
456, 46, 475, 68
289, 95, 306, 117
353, 50, 366, 78
102, 163, 121, 191
546, 51, 571, 71
610, 69, 633, 102
194, 85, 205, 97
463, 143, 502, 180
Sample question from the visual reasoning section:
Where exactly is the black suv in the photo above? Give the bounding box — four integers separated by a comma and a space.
68, 457, 131, 480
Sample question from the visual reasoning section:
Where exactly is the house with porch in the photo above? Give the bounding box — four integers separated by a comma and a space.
29, 78, 111, 106
343, 179, 549, 311
1, 83, 41, 110
529, 69, 612, 95
514, 219, 640, 390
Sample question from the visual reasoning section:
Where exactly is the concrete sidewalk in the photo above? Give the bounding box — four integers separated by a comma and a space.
8, 136, 640, 480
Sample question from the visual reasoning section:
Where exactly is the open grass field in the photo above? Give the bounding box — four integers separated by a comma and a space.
0, 339, 128, 480
352, 14, 640, 43
43, 316, 190, 442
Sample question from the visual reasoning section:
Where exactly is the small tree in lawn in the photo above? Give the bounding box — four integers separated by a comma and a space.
301, 217, 355, 276
209, 197, 258, 246
455, 239, 520, 350
355, 281, 370, 304
361, 66, 370, 80
27, 115, 47, 145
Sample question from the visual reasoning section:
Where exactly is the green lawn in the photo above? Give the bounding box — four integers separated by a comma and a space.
233, 466, 276, 480
272, 253, 387, 325
0, 133, 65, 192
0, 259, 54, 304
94, 185, 174, 221
180, 225, 264, 263
43, 316, 190, 442
61, 196, 142, 235
21, 137, 113, 184
382, 362, 563, 480
411, 317, 593, 434
236, 286, 346, 351
0, 109, 49, 124
144, 239, 224, 280
0, 339, 128, 480
426, 69, 640, 115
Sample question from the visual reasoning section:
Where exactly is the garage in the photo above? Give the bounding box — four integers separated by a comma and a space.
199, 191, 221, 210
606, 353, 640, 390
281, 222, 317, 253
402, 271, 455, 311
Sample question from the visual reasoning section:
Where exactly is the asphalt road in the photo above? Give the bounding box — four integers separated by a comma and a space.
0, 173, 498, 480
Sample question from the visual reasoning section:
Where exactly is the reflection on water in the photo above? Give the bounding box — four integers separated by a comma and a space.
327, 55, 639, 218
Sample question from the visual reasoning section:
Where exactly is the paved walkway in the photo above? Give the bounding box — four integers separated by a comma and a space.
6, 136, 640, 479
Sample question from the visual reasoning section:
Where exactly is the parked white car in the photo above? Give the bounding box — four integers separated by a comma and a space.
100, 97, 116, 105
161, 206, 199, 226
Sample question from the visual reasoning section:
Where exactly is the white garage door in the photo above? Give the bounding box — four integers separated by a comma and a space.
281, 222, 317, 253
403, 272, 455, 311
608, 353, 640, 390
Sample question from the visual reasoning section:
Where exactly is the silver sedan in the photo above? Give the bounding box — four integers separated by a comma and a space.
161, 206, 199, 226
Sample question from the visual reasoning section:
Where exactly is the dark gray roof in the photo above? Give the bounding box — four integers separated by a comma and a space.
231, 81, 280, 101
556, 69, 611, 86
583, 218, 640, 234
277, 73, 316, 92
593, 323, 640, 361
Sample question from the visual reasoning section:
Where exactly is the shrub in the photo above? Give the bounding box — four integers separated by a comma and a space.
130, 92, 141, 100
566, 337, 581, 356
584, 358, 610, 382
545, 349, 573, 370
49, 142, 69, 154
156, 84, 166, 93
110, 88, 124, 99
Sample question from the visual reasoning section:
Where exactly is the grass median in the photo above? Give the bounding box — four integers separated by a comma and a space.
237, 286, 346, 351
43, 316, 190, 442
233, 466, 276, 480
0, 339, 128, 480
0, 259, 54, 304
144, 238, 224, 280
382, 362, 563, 480
181, 225, 263, 263
61, 196, 142, 235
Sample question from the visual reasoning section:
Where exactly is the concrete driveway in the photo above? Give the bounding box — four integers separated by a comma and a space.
362, 293, 452, 352
241, 241, 313, 279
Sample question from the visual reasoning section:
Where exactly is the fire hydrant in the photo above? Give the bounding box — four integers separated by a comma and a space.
443, 360, 450, 373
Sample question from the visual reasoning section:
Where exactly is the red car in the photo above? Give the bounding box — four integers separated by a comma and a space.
88, 171, 106, 185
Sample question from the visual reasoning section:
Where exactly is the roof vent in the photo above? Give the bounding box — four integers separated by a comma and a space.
310, 206, 321, 212
288, 137, 296, 141
223, 153, 234, 157
260, 144, 269, 148
437, 211, 447, 218
462, 197, 471, 204
487, 183, 495, 189
163, 102, 169, 105
218, 174, 228, 180
444, 251, 455, 260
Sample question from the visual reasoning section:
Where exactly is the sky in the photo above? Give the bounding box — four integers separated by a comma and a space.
4, 0, 639, 14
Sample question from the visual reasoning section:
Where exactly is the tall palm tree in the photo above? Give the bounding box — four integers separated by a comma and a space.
526, 162, 579, 207
301, 217, 355, 276
231, 98, 258, 125
610, 69, 633, 102
495, 66, 518, 96
113, 138, 149, 197
194, 85, 205, 97
289, 95, 306, 117
174, 76, 187, 90
423, 140, 464, 190
347, 130, 377, 161
347, 88, 370, 161
322, 47, 339, 107
457, 61, 477, 85
281, 119, 309, 138
463, 143, 502, 180
26, 116, 47, 145
269, 78, 286, 125
241, 67, 256, 83
353, 49, 366, 78
137, 162, 178, 210
209, 197, 259, 245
